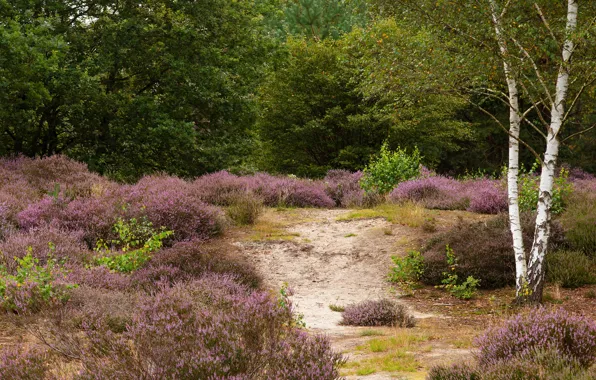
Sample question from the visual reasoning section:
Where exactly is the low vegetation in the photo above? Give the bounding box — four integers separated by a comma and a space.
340, 299, 415, 327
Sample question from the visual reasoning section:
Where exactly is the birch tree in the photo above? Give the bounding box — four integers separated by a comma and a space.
373, 0, 596, 303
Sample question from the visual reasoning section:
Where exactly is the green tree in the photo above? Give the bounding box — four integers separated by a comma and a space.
0, 0, 276, 180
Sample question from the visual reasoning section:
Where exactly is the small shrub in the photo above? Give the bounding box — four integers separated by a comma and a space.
226, 192, 263, 225
361, 143, 422, 195
93, 217, 173, 273
0, 249, 76, 314
422, 217, 437, 232
329, 304, 345, 312
340, 299, 415, 327
252, 173, 335, 208
475, 308, 596, 368
464, 179, 508, 214
388, 251, 424, 294
427, 363, 480, 380
0, 346, 50, 380
546, 250, 596, 288
192, 170, 250, 206
517, 163, 573, 215
438, 246, 480, 300
324, 170, 365, 207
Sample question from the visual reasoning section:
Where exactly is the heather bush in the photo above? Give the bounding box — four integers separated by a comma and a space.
65, 265, 132, 291
361, 143, 422, 195
464, 179, 507, 214
252, 173, 335, 208
0, 227, 88, 271
17, 155, 112, 198
127, 181, 224, 241
324, 170, 365, 207
390, 176, 467, 210
560, 186, 596, 256
426, 363, 480, 380
0, 346, 50, 380
226, 192, 263, 225
0, 251, 76, 314
475, 308, 596, 368
146, 241, 262, 289
74, 279, 343, 379
546, 250, 596, 288
340, 299, 415, 327
193, 170, 251, 206
421, 213, 566, 289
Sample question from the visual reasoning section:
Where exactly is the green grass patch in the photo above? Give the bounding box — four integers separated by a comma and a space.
337, 203, 429, 228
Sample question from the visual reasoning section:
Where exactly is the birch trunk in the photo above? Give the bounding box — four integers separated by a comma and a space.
527, 0, 578, 303
489, 0, 527, 298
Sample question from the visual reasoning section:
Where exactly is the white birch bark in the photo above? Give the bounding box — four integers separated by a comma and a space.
527, 0, 578, 300
488, 0, 527, 297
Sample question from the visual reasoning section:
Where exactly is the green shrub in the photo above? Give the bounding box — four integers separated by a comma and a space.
560, 192, 596, 256
517, 163, 572, 215
388, 250, 424, 294
0, 248, 76, 313
93, 217, 173, 273
438, 246, 480, 300
360, 143, 421, 195
226, 193, 263, 225
546, 250, 596, 288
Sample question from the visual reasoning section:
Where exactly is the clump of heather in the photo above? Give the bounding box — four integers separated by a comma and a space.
146, 240, 262, 289
126, 177, 225, 242
463, 179, 507, 214
252, 173, 335, 208
340, 299, 415, 327
475, 308, 596, 368
390, 176, 468, 210
324, 169, 365, 207
0, 346, 50, 380
65, 265, 132, 291
0, 227, 88, 271
76, 278, 343, 379
193, 170, 253, 206
426, 362, 479, 380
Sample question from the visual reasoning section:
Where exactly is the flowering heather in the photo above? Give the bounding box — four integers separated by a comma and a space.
324, 169, 365, 207
463, 179, 507, 214
193, 170, 252, 206
65, 265, 132, 292
0, 227, 88, 271
252, 173, 335, 208
475, 308, 596, 368
390, 176, 467, 210
76, 278, 343, 379
0, 346, 49, 380
340, 299, 415, 327
426, 362, 479, 380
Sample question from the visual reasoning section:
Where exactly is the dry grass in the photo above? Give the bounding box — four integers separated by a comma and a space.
337, 203, 431, 228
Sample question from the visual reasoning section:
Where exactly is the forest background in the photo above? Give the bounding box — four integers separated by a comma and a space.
1, 0, 595, 181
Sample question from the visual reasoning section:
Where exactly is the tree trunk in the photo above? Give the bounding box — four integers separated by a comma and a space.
527, 0, 578, 303
488, 0, 528, 299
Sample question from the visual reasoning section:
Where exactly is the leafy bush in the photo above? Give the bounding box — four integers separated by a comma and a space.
0, 346, 50, 380
546, 250, 596, 288
475, 308, 596, 368
360, 143, 422, 195
93, 218, 173, 273
74, 278, 344, 379
0, 250, 76, 313
560, 185, 596, 256
438, 246, 480, 300
421, 214, 566, 289
517, 163, 573, 215
226, 192, 263, 225
340, 299, 415, 327
388, 250, 424, 294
